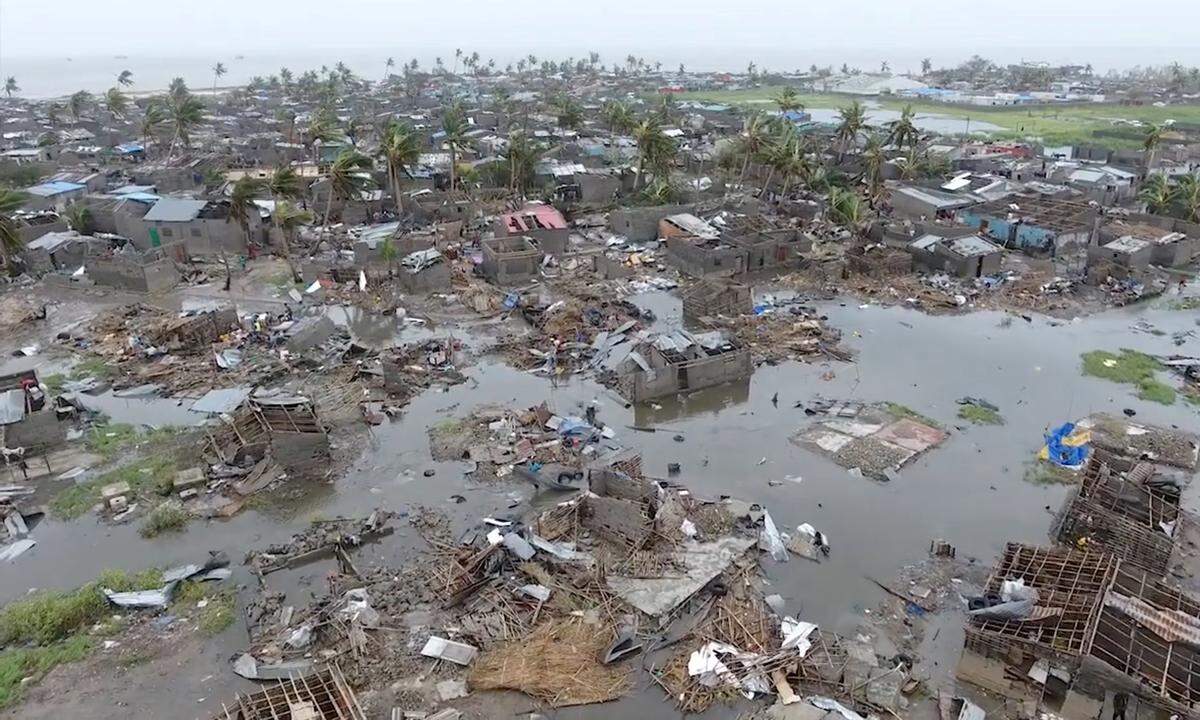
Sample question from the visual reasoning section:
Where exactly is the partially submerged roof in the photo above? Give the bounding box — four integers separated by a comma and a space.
144, 198, 208, 222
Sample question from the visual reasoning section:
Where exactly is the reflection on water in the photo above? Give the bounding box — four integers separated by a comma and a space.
632, 377, 752, 426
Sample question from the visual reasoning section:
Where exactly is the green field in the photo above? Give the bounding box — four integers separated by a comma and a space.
674, 88, 1200, 148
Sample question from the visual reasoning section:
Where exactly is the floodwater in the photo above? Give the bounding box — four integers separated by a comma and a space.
806, 106, 1005, 135
3, 289, 1199, 718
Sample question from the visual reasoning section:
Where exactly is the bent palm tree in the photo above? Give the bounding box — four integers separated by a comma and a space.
774, 87, 803, 113
141, 101, 167, 154
212, 62, 227, 95
104, 87, 129, 118
165, 93, 206, 158
632, 117, 674, 190
835, 100, 868, 161
64, 204, 93, 235
117, 70, 134, 87
323, 150, 374, 226
1138, 174, 1174, 215
602, 100, 634, 134
380, 122, 420, 214
0, 189, 29, 269
738, 113, 772, 182
5, 77, 19, 98
68, 90, 92, 121
885, 105, 920, 149
505, 131, 540, 195
273, 201, 313, 283
1143, 124, 1164, 174
226, 176, 265, 290
1174, 174, 1200, 223
441, 103, 468, 191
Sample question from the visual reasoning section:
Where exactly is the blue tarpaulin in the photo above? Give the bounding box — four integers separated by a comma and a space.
1044, 422, 1090, 468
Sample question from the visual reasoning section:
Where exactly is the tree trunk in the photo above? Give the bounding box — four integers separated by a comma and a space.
740, 151, 752, 182
324, 187, 335, 226
220, 249, 232, 291
449, 146, 457, 191
391, 167, 404, 215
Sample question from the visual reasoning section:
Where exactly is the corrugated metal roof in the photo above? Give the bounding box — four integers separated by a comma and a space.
25, 181, 84, 197
0, 389, 27, 425
144, 198, 207, 222
949, 235, 1002, 257
189, 387, 251, 415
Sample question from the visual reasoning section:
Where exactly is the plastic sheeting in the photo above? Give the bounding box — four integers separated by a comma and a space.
1041, 422, 1090, 468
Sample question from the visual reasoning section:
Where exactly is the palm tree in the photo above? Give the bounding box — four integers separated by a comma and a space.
884, 105, 919, 149
63, 204, 93, 235
921, 58, 932, 76
275, 108, 297, 143
505, 131, 540, 195
4, 77, 18, 98
880, 60, 891, 74
0, 189, 29, 269
274, 201, 313, 281
323, 149, 374, 225
553, 95, 584, 130
224, 176, 266, 289
632, 117, 675, 190
380, 122, 420, 214
774, 87, 803, 113
835, 100, 868, 161
1143, 124, 1164, 174
738, 113, 772, 181
384, 57, 395, 81
117, 70, 134, 87
104, 87, 129, 118
212, 62, 227, 94
602, 101, 634, 133
168, 77, 189, 103
165, 93, 206, 158
441, 103, 469, 192
68, 90, 92, 121
860, 134, 886, 204
827, 186, 869, 235
1139, 174, 1175, 215
140, 101, 167, 154
280, 67, 294, 88
1173, 174, 1200, 222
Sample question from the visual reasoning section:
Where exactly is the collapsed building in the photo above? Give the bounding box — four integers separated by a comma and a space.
87, 244, 182, 293
612, 330, 751, 403
957, 195, 1098, 255
680, 278, 752, 323
957, 542, 1200, 720
210, 393, 331, 479
480, 236, 543, 285
908, 233, 1005, 278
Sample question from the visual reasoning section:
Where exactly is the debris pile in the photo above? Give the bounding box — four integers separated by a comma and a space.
793, 400, 949, 481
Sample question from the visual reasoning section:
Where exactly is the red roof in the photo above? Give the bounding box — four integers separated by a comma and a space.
502, 205, 567, 234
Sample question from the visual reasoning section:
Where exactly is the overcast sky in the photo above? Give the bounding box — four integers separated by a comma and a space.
2, 0, 1199, 71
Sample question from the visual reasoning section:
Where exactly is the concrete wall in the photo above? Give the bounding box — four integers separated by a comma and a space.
664, 237, 746, 278
88, 255, 180, 293
1087, 243, 1153, 270
620, 347, 752, 402
608, 203, 694, 241
144, 217, 258, 257
5, 409, 68, 452
481, 238, 542, 285
397, 262, 451, 294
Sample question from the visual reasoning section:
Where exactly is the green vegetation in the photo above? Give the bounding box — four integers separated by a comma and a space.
0, 569, 161, 708
881, 402, 941, 428
957, 404, 1004, 425
86, 421, 179, 460
50, 452, 177, 519
68, 356, 115, 382
1081, 349, 1176, 405
138, 501, 189, 538
42, 373, 65, 395
0, 636, 91, 708
672, 88, 1200, 148
174, 582, 235, 636
1023, 461, 1079, 486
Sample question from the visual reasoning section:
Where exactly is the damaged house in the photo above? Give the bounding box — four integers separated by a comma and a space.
958, 542, 1200, 720
495, 204, 570, 255
719, 214, 811, 273
213, 393, 331, 480
613, 330, 751, 403
0, 369, 67, 454
908, 233, 1005, 278
661, 213, 747, 278
138, 197, 265, 255
480, 235, 544, 285
957, 195, 1098, 255
87, 244, 183, 293
1100, 215, 1200, 268
679, 278, 752, 323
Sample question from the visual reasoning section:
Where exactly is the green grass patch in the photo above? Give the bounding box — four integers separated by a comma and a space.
68, 357, 114, 381
881, 402, 941, 428
42, 373, 65, 395
673, 89, 1200, 148
1137, 379, 1177, 405
1081, 349, 1176, 405
138, 501, 189, 538
1183, 391, 1200, 407
0, 568, 164, 708
86, 422, 179, 460
50, 453, 178, 520
0, 636, 92, 708
957, 404, 1004, 425
0, 569, 162, 647
173, 582, 235, 636
1023, 461, 1079, 486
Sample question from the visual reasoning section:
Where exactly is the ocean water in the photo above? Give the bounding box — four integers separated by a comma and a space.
2, 45, 1199, 100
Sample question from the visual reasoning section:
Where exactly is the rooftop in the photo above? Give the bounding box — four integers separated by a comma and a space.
143, 198, 209, 223
25, 181, 85, 197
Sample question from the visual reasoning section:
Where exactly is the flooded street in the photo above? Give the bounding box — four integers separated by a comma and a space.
4, 285, 1196, 718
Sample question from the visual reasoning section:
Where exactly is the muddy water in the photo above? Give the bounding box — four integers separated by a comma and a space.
3, 291, 1199, 718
